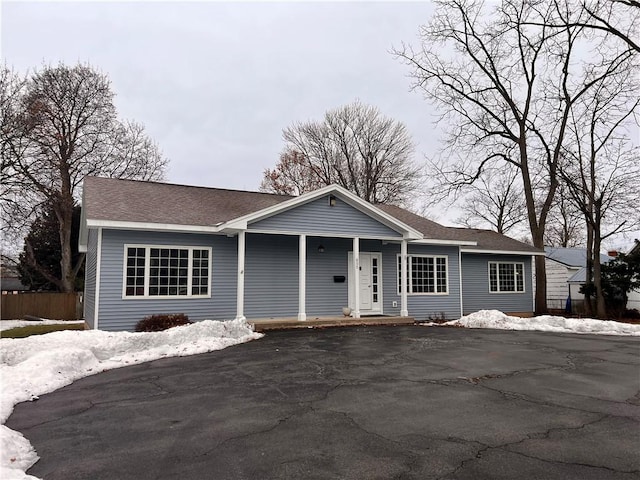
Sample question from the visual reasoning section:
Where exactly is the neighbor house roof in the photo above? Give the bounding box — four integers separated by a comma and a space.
1, 277, 27, 291
567, 267, 589, 284
545, 247, 610, 268
81, 177, 541, 254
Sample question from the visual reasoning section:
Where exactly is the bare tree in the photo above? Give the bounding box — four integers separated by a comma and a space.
525, 1, 640, 52
558, 60, 639, 317
1, 63, 168, 292
0, 67, 33, 252
544, 183, 585, 248
260, 148, 326, 196
394, 0, 634, 313
455, 165, 526, 234
582, 0, 639, 51
261, 100, 420, 206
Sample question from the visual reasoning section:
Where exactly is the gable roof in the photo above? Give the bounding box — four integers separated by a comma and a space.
545, 247, 610, 268
80, 177, 541, 254
222, 184, 423, 239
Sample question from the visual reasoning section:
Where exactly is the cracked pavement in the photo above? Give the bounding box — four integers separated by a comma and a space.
7, 326, 640, 479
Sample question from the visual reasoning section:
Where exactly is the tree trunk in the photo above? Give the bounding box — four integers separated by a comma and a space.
534, 254, 547, 315
583, 222, 594, 317
56, 197, 75, 293
593, 219, 607, 318
57, 158, 76, 293
530, 220, 548, 314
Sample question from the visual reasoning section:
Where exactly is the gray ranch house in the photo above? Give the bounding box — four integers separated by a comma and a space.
79, 177, 542, 331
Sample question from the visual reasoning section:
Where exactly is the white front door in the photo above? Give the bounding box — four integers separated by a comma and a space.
359, 254, 373, 311
348, 252, 382, 314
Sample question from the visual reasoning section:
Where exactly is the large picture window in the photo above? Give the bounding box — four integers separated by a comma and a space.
489, 262, 524, 293
397, 255, 448, 295
124, 245, 211, 298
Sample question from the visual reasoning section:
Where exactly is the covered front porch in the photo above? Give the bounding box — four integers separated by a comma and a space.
233, 232, 411, 321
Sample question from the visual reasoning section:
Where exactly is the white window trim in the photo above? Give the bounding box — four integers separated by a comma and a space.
488, 261, 526, 294
397, 254, 449, 296
122, 244, 212, 299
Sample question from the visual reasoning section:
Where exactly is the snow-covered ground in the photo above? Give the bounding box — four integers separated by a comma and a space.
0, 319, 85, 332
426, 310, 640, 336
0, 319, 263, 480
2, 312, 639, 479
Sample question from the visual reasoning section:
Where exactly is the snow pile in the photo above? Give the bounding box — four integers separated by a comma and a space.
427, 310, 640, 336
1, 319, 85, 332
0, 319, 263, 479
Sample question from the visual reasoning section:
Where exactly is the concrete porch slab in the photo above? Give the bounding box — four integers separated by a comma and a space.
249, 315, 415, 332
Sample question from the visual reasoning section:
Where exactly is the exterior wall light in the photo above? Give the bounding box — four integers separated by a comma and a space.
328, 195, 337, 207
318, 245, 325, 253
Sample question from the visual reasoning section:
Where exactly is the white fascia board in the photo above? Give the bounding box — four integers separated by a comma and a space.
411, 239, 477, 246
85, 219, 224, 234
222, 184, 424, 240
461, 248, 545, 256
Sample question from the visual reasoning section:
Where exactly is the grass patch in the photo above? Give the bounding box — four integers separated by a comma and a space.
1, 323, 86, 338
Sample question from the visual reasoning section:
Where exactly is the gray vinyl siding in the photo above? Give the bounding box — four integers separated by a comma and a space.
380, 243, 462, 321
242, 236, 462, 320
461, 253, 534, 315
97, 229, 237, 331
83, 229, 98, 329
245, 234, 460, 320
244, 234, 299, 318
249, 195, 402, 238
306, 237, 351, 316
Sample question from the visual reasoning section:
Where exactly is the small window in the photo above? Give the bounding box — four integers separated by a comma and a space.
489, 262, 524, 293
125, 247, 146, 297
123, 245, 211, 298
397, 254, 448, 295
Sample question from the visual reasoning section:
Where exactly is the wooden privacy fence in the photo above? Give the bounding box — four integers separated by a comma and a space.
1, 292, 83, 320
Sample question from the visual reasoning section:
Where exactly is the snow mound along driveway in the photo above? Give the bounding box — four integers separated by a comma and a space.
426, 310, 640, 336
0, 319, 263, 480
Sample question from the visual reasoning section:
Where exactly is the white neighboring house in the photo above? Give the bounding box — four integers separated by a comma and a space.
545, 247, 611, 310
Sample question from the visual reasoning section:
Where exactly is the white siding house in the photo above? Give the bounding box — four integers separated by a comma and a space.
545, 247, 612, 311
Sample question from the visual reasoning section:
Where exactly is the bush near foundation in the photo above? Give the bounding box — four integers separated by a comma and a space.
135, 313, 191, 332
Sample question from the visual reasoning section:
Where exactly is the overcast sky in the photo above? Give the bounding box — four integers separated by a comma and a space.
2, 1, 637, 249
2, 1, 439, 191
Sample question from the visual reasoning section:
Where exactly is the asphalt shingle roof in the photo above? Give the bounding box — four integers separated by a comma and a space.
83, 176, 292, 226
83, 177, 541, 254
377, 204, 540, 253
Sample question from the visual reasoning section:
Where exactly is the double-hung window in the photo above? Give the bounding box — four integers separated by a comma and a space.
489, 262, 524, 293
397, 255, 448, 295
124, 245, 211, 298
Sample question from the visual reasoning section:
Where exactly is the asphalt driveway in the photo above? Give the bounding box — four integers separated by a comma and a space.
7, 326, 640, 479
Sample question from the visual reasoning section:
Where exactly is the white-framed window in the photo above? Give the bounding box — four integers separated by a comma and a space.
123, 245, 212, 298
397, 254, 448, 295
489, 262, 525, 293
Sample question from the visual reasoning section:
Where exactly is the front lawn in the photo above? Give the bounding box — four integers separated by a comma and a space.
1, 323, 87, 338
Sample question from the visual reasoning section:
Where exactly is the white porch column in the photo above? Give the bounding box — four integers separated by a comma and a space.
298, 234, 307, 321
353, 237, 361, 319
235, 231, 246, 321
400, 239, 409, 317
